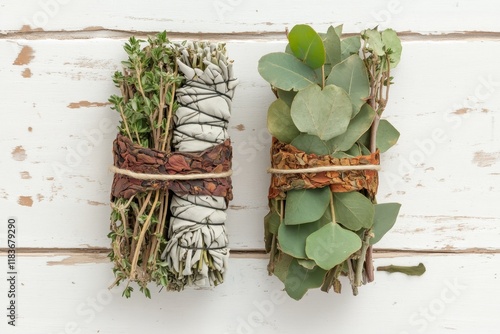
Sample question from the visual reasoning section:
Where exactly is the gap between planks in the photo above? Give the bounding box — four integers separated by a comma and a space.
0, 247, 499, 259
3, 29, 500, 42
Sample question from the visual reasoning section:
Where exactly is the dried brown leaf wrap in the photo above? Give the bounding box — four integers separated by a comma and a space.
111, 134, 233, 201
268, 137, 379, 199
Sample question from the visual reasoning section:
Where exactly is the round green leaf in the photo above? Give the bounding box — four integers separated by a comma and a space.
284, 259, 326, 300
327, 103, 376, 152
381, 28, 402, 69
276, 89, 297, 107
376, 119, 400, 153
291, 134, 330, 155
274, 253, 293, 283
267, 99, 300, 143
264, 210, 280, 252
305, 222, 362, 270
258, 52, 319, 91
284, 188, 330, 225
291, 84, 352, 141
358, 118, 400, 153
278, 221, 319, 259
333, 192, 374, 231
362, 29, 385, 56
370, 203, 401, 245
326, 55, 370, 116
297, 259, 317, 270
322, 25, 341, 70
278, 209, 331, 258
341, 36, 361, 61
288, 24, 326, 69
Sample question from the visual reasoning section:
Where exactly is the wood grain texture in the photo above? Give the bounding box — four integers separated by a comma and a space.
0, 253, 498, 334
1, 0, 500, 35
0, 39, 499, 250
0, 1, 499, 333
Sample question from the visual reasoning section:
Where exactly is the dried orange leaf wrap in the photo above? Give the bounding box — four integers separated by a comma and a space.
268, 137, 379, 199
111, 134, 232, 200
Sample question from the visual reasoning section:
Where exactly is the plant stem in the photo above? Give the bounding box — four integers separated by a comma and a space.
118, 104, 133, 140
268, 199, 283, 274
150, 191, 170, 266
267, 235, 277, 274
321, 65, 325, 89
135, 64, 147, 100
162, 67, 177, 153
365, 241, 375, 282
130, 190, 160, 279
354, 230, 371, 287
129, 192, 152, 263
329, 191, 336, 223
346, 259, 358, 296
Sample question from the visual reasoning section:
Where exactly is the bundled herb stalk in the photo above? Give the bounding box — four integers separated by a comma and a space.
108, 33, 237, 297
258, 25, 402, 300
162, 42, 238, 290
109, 32, 181, 298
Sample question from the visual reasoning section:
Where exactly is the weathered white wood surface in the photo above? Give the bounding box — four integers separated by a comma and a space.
1, 0, 500, 34
0, 39, 499, 250
0, 253, 498, 334
0, 1, 499, 333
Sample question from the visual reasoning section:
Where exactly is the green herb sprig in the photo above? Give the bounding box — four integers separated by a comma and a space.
108, 32, 182, 298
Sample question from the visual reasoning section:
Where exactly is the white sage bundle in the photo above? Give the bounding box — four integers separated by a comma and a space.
162, 42, 238, 290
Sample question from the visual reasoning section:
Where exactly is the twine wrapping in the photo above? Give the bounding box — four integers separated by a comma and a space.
268, 137, 380, 199
111, 134, 233, 200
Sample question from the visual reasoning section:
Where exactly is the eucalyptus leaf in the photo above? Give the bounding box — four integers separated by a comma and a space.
327, 103, 376, 152
362, 29, 385, 56
345, 142, 362, 157
267, 99, 300, 143
323, 25, 342, 69
297, 259, 317, 270
340, 36, 361, 60
288, 24, 326, 69
359, 142, 371, 155
258, 52, 319, 91
291, 134, 330, 155
370, 203, 401, 245
277, 89, 297, 107
278, 209, 331, 258
284, 259, 326, 300
284, 188, 330, 225
376, 119, 400, 153
381, 28, 402, 69
264, 210, 279, 252
334, 192, 374, 231
331, 151, 353, 159
265, 210, 280, 235
377, 263, 426, 276
274, 253, 294, 283
334, 25, 343, 36
359, 119, 400, 153
306, 222, 362, 270
326, 55, 370, 116
291, 84, 351, 141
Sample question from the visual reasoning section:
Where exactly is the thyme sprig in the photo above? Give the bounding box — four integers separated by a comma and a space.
108, 32, 182, 298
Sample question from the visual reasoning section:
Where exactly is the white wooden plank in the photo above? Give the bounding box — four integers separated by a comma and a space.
0, 253, 498, 334
1, 39, 499, 250
1, 0, 500, 35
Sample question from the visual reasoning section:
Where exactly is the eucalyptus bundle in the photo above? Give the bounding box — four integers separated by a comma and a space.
108, 32, 236, 297
258, 25, 402, 299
